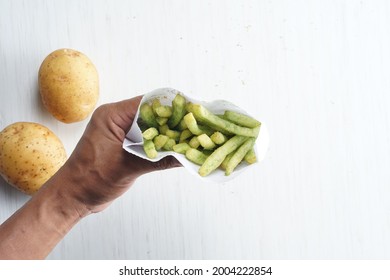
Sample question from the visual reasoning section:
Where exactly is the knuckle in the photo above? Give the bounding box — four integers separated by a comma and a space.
93, 104, 110, 117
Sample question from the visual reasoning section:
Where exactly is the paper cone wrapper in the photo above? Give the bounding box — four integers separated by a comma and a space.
123, 88, 269, 183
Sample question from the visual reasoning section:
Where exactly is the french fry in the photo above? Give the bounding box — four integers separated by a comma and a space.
173, 142, 191, 154
179, 129, 193, 142
186, 103, 260, 137
189, 136, 200, 149
153, 134, 169, 150
223, 110, 261, 128
183, 113, 213, 136
220, 151, 234, 170
197, 134, 216, 150
152, 99, 162, 115
168, 94, 187, 128
225, 137, 256, 175
143, 139, 158, 159
142, 127, 159, 140
183, 112, 205, 135
176, 119, 187, 131
159, 124, 169, 135
155, 105, 173, 118
244, 148, 257, 164
186, 148, 208, 165
156, 117, 168, 126
163, 138, 176, 151
140, 103, 158, 128
210, 131, 227, 145
165, 129, 180, 141
198, 135, 247, 177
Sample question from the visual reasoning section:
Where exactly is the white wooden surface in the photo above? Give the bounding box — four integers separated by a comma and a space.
1, 0, 390, 259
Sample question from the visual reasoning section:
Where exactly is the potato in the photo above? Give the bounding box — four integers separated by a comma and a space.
0, 122, 67, 195
38, 48, 99, 123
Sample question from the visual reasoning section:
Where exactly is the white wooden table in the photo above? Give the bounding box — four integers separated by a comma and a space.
1, 0, 390, 259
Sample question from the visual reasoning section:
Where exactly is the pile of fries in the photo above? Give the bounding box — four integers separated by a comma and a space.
138, 93, 261, 176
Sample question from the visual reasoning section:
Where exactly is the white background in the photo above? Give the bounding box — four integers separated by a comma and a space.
1, 0, 390, 259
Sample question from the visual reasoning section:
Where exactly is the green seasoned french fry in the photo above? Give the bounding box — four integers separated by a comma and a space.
186, 103, 260, 137
186, 148, 208, 165
168, 94, 187, 128
179, 129, 193, 142
165, 129, 180, 141
156, 117, 168, 126
152, 99, 162, 115
153, 134, 169, 150
244, 148, 257, 164
220, 151, 234, 170
143, 139, 158, 159
159, 124, 169, 135
183, 113, 213, 136
140, 103, 158, 128
189, 136, 200, 149
163, 138, 176, 151
197, 134, 216, 150
223, 110, 261, 128
176, 119, 188, 131
210, 131, 228, 145
142, 127, 159, 140
183, 112, 204, 135
198, 135, 247, 177
225, 137, 256, 175
155, 105, 173, 118
173, 142, 191, 154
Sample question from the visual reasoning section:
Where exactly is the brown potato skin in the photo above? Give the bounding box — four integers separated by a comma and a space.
38, 48, 99, 123
0, 122, 67, 195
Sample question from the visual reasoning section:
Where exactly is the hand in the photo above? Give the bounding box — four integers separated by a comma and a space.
0, 96, 180, 259
59, 96, 181, 214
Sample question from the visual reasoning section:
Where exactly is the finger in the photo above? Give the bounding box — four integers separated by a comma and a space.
151, 156, 182, 170
111, 95, 143, 132
124, 153, 182, 178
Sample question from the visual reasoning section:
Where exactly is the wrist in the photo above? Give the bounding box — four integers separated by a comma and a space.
45, 163, 92, 219
0, 167, 88, 259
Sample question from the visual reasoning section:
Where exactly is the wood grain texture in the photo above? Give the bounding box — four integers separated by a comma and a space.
1, 0, 390, 259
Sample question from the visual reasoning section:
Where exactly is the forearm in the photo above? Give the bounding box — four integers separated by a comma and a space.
0, 167, 88, 259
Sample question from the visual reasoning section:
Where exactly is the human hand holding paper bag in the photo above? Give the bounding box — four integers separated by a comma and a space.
0, 96, 180, 259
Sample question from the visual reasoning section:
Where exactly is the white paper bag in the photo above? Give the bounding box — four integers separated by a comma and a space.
123, 88, 269, 183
